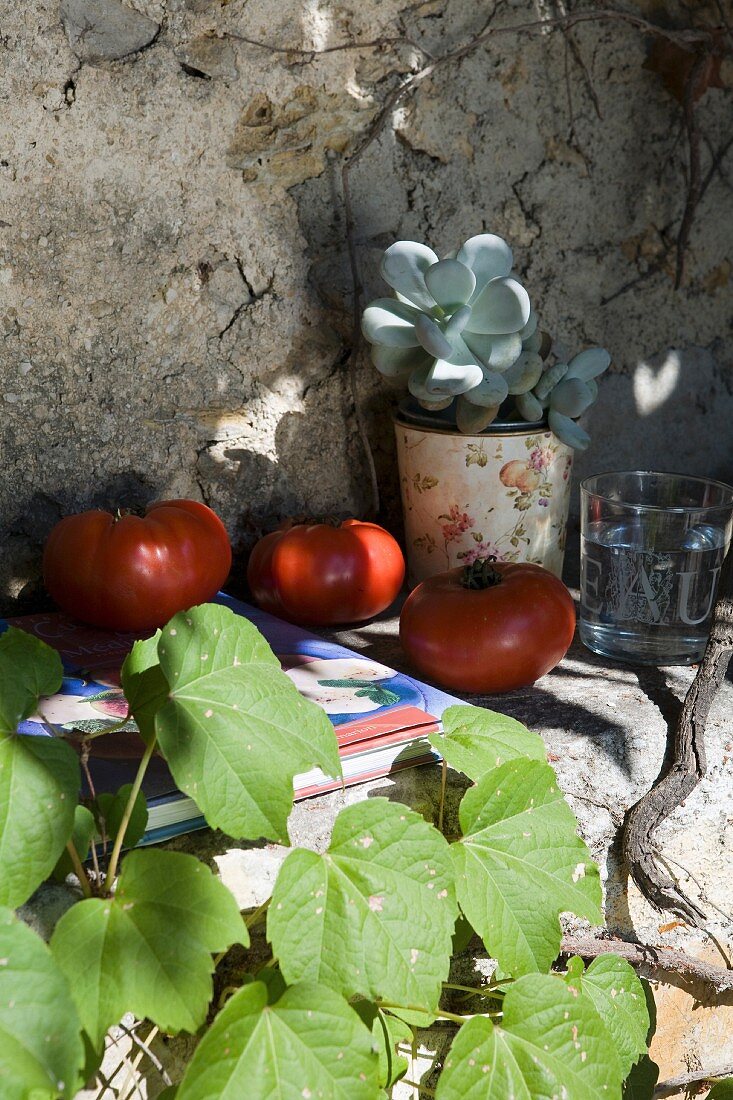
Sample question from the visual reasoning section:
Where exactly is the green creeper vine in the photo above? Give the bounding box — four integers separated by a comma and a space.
0, 605, 730, 1098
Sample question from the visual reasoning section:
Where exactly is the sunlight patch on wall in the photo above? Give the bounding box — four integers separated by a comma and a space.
301, 0, 333, 51
633, 350, 680, 417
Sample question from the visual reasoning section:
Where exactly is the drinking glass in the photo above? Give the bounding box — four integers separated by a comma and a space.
580, 471, 733, 665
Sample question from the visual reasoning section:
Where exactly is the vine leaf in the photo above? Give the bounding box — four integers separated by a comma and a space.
50, 849, 247, 1047
152, 605, 342, 843
52, 805, 96, 882
622, 1055, 659, 1099
436, 972, 624, 1099
175, 981, 378, 1100
452, 759, 602, 976
354, 1002, 412, 1090
121, 631, 168, 747
0, 628, 80, 908
0, 906, 85, 1100
268, 799, 457, 1022
0, 626, 64, 728
565, 955, 649, 1079
707, 1083, 733, 1098
429, 704, 546, 780
92, 784, 148, 850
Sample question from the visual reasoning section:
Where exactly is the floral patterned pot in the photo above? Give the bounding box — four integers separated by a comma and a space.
394, 401, 574, 587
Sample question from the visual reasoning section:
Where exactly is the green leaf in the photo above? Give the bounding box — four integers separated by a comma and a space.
0, 628, 81, 906
121, 631, 168, 747
623, 1055, 659, 1099
0, 736, 80, 908
93, 784, 148, 850
429, 705, 546, 781
50, 849, 247, 1047
708, 1084, 733, 1099
0, 905, 84, 1099
436, 972, 623, 1099
154, 605, 342, 843
452, 759, 602, 976
268, 799, 457, 1022
52, 805, 96, 881
176, 981, 378, 1100
0, 627, 63, 731
565, 955, 650, 1078
373, 1010, 412, 1089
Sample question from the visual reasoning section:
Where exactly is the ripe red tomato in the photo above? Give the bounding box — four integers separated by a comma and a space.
400, 559, 576, 693
43, 500, 232, 632
247, 519, 405, 626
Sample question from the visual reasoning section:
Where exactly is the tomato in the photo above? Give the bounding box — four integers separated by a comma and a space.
247, 519, 405, 626
399, 559, 576, 693
43, 499, 232, 632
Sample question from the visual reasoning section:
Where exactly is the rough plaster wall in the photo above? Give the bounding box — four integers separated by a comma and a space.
1, 0, 732, 612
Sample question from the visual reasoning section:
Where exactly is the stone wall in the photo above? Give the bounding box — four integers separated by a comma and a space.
1, 0, 731, 610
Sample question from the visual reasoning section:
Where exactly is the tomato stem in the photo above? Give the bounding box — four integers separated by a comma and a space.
460, 557, 502, 589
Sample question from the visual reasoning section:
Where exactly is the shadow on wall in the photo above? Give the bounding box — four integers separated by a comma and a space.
574, 344, 733, 491
1, 472, 160, 616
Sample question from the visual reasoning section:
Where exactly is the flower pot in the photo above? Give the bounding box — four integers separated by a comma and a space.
393, 399, 574, 586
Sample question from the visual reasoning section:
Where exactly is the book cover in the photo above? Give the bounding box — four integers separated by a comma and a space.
2, 593, 457, 843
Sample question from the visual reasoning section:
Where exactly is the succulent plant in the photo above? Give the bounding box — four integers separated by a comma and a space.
361, 234, 610, 450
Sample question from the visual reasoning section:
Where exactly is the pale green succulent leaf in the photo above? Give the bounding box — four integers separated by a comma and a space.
463, 370, 509, 408
463, 331, 522, 371
520, 310, 539, 339
175, 982, 378, 1100
436, 973, 623, 1099
452, 759, 602, 976
455, 395, 500, 433
371, 344, 431, 379
380, 241, 439, 311
548, 409, 591, 450
443, 303, 472, 339
424, 259, 476, 312
456, 233, 513, 298
408, 364, 438, 404
522, 329, 543, 353
418, 396, 454, 411
503, 350, 544, 395
0, 907, 85, 1100
565, 347, 611, 381
551, 377, 595, 418
534, 361, 569, 401
361, 299, 421, 348
415, 314, 453, 360
465, 276, 531, 335
515, 390, 545, 422
426, 358, 483, 397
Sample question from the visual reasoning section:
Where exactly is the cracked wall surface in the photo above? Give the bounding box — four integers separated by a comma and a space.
0, 0, 732, 610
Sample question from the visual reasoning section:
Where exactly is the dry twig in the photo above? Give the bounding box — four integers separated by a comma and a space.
623, 547, 733, 923
559, 933, 733, 997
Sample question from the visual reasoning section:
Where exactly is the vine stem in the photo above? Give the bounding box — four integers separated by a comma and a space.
437, 756, 447, 833
103, 737, 156, 892
402, 1081, 436, 1098
441, 981, 505, 997
244, 898, 270, 929
65, 840, 93, 899
377, 1000, 501, 1024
